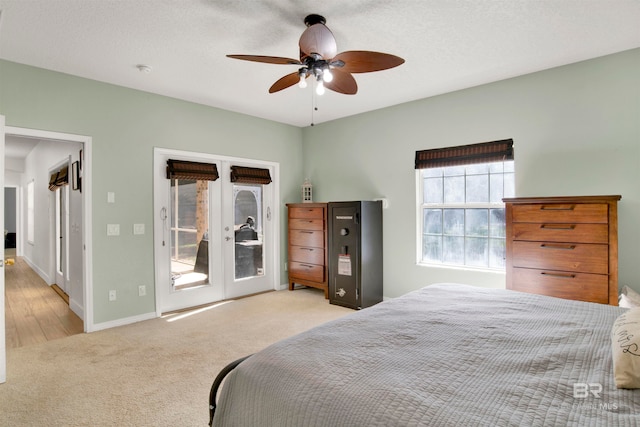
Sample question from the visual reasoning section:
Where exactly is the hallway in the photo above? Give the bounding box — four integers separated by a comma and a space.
4, 253, 83, 349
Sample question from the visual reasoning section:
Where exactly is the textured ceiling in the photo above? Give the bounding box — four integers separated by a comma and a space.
0, 0, 639, 128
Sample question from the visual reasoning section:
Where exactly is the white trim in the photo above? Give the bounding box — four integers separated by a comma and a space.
69, 297, 84, 320
91, 311, 157, 332
5, 126, 94, 332
1, 114, 6, 383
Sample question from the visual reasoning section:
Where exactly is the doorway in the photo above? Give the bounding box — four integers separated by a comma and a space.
2, 126, 93, 330
153, 149, 280, 313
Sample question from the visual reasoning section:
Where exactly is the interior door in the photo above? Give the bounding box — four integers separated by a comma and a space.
1, 114, 7, 383
221, 162, 274, 299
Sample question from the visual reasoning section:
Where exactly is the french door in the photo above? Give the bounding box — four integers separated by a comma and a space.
154, 149, 278, 313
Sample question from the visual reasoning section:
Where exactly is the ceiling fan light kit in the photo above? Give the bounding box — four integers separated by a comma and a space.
227, 14, 404, 96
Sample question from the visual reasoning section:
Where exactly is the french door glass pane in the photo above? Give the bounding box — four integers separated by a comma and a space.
233, 184, 264, 280
170, 178, 209, 289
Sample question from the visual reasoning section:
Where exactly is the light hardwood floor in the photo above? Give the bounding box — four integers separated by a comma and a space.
4, 255, 83, 349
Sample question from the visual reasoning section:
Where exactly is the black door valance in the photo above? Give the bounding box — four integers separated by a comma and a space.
230, 166, 272, 185
166, 159, 219, 181
415, 139, 514, 169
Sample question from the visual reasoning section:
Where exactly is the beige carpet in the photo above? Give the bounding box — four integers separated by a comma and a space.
0, 288, 352, 426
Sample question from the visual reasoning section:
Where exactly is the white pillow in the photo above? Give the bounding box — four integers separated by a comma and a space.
619, 286, 640, 308
611, 308, 640, 389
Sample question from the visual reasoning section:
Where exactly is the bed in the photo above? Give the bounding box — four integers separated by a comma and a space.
209, 283, 640, 426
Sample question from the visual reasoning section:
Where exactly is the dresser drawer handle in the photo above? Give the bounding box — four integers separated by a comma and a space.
540, 224, 576, 230
540, 244, 576, 250
541, 272, 576, 279
540, 205, 575, 211
300, 263, 315, 268
301, 247, 315, 251
299, 231, 314, 234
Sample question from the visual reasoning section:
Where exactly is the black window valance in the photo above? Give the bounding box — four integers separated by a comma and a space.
48, 165, 69, 191
415, 139, 514, 169
230, 166, 272, 185
166, 159, 219, 181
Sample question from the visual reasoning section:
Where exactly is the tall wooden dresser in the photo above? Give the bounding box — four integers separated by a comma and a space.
287, 203, 329, 298
504, 195, 621, 305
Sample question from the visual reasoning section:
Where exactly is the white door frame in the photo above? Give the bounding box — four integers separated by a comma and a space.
3, 125, 93, 333
153, 147, 280, 315
1, 115, 6, 383
51, 157, 71, 293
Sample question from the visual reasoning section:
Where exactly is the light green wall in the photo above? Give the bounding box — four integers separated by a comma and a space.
0, 60, 303, 324
1, 48, 638, 324
302, 48, 640, 298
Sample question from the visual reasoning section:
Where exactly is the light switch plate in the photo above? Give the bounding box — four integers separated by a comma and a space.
107, 224, 120, 236
107, 192, 115, 203
133, 224, 145, 235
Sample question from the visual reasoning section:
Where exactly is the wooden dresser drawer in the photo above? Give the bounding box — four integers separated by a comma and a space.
289, 261, 324, 282
512, 241, 608, 274
512, 203, 608, 224
289, 207, 324, 220
511, 268, 608, 304
289, 229, 324, 248
289, 218, 324, 231
511, 223, 608, 244
289, 245, 324, 265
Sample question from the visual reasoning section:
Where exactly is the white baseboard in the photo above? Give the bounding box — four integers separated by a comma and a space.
91, 311, 157, 332
22, 256, 51, 284
69, 298, 84, 320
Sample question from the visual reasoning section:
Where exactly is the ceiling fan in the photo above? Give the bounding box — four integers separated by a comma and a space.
227, 14, 405, 96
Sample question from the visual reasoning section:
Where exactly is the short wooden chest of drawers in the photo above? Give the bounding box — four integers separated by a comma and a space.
287, 203, 328, 298
503, 195, 621, 305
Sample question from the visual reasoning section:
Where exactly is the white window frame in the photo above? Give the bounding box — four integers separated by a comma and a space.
416, 161, 514, 270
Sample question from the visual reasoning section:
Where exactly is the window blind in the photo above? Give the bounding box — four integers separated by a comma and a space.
230, 166, 272, 185
166, 159, 219, 181
48, 165, 69, 191
415, 139, 514, 169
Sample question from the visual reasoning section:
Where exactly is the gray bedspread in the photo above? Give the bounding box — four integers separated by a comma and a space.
213, 283, 640, 426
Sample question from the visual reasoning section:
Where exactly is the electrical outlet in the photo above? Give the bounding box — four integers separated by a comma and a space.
284, 262, 288, 271
138, 285, 146, 296
109, 290, 117, 301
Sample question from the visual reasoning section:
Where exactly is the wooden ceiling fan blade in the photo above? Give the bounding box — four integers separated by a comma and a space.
269, 72, 302, 93
227, 55, 301, 65
299, 24, 337, 60
332, 51, 405, 73
324, 70, 357, 95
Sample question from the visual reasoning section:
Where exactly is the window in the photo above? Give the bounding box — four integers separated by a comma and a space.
416, 140, 514, 270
